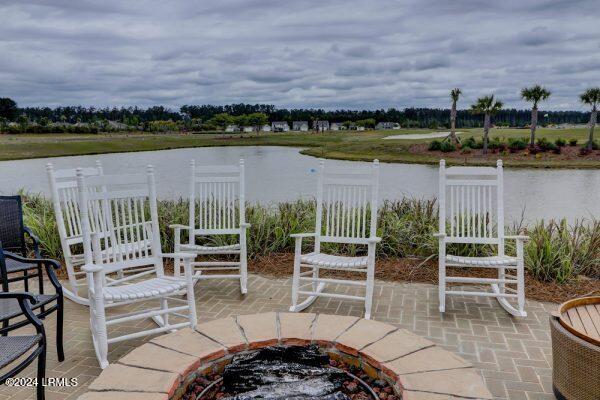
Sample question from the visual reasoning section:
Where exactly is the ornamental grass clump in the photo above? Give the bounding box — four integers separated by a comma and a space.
525, 219, 600, 283
17, 193, 600, 284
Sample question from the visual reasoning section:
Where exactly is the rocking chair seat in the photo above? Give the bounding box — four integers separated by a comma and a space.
301, 253, 368, 269
179, 243, 241, 254
446, 254, 517, 266
0, 335, 42, 369
103, 277, 187, 301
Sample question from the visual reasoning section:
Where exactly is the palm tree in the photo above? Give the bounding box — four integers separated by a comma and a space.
580, 88, 600, 151
449, 88, 462, 145
521, 85, 551, 148
470, 95, 503, 154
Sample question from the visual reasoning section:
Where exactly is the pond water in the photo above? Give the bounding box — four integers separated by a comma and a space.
0, 146, 598, 223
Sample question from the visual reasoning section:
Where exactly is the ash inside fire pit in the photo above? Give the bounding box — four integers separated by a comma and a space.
184, 345, 397, 400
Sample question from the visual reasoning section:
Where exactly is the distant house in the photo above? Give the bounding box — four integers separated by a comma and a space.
261, 124, 271, 132
271, 121, 290, 132
108, 120, 129, 130
330, 123, 341, 131
242, 126, 254, 133
356, 125, 365, 131
314, 120, 330, 131
225, 124, 240, 132
292, 121, 309, 131
375, 122, 400, 130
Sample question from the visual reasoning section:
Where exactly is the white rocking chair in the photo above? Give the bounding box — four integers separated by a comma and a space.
290, 159, 380, 319
171, 159, 249, 294
436, 159, 528, 317
77, 165, 197, 368
47, 161, 103, 305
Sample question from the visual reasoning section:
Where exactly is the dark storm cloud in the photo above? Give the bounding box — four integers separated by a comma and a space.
0, 0, 598, 110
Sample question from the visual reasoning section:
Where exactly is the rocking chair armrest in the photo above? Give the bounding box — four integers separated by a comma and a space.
240, 222, 251, 228
82, 263, 103, 273
169, 224, 191, 230
502, 235, 530, 241
290, 232, 318, 239
367, 236, 382, 243
160, 252, 196, 260
433, 232, 446, 238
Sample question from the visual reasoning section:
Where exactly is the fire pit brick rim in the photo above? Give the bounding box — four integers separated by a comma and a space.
78, 312, 492, 400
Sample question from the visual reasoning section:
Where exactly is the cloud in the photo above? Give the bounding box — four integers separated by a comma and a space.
0, 0, 598, 110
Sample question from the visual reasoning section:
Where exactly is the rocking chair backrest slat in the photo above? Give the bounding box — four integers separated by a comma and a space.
317, 159, 379, 244
189, 159, 245, 235
47, 161, 103, 245
77, 166, 162, 274
438, 159, 504, 245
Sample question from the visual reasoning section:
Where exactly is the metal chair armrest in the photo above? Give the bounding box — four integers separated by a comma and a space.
2, 252, 62, 291
1, 251, 41, 272
0, 292, 44, 333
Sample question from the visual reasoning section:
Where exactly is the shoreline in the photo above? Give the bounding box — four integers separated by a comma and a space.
2, 129, 600, 169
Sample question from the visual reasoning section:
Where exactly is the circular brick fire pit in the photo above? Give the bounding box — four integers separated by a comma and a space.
79, 313, 492, 400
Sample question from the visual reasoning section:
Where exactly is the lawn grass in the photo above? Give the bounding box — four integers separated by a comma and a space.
1, 127, 598, 168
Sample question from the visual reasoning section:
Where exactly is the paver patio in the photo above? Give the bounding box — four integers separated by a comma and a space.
0, 274, 556, 400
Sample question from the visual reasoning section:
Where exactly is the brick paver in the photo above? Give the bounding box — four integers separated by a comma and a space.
0, 274, 557, 399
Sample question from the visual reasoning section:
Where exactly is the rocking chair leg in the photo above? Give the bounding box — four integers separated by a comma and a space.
516, 241, 526, 315
160, 298, 169, 327
365, 262, 375, 320
289, 256, 301, 312
438, 248, 446, 313
292, 280, 325, 312
90, 297, 109, 369
240, 245, 248, 295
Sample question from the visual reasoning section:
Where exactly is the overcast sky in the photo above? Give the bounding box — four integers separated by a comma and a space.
1, 0, 599, 110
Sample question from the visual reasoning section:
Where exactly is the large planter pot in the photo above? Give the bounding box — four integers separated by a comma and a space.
551, 297, 600, 400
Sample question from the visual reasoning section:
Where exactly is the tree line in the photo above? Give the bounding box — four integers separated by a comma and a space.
0, 97, 593, 130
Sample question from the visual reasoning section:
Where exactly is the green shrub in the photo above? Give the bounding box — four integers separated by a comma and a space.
460, 146, 472, 154
555, 137, 567, 147
536, 137, 558, 152
428, 140, 442, 151
461, 136, 477, 149
439, 141, 456, 152
569, 138, 578, 146
508, 137, 528, 151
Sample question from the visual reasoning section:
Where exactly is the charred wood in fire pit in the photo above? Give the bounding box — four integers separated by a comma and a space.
221, 346, 348, 398
221, 377, 349, 400
227, 345, 329, 367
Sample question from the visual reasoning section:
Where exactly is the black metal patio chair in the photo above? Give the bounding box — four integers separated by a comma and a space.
0, 243, 64, 362
0, 292, 47, 400
0, 195, 43, 292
